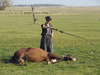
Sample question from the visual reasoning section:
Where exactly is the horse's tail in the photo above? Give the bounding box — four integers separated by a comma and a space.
10, 56, 18, 63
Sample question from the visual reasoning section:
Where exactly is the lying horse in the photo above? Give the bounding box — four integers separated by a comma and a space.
10, 48, 76, 65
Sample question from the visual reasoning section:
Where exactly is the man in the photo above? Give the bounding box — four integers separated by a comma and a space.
40, 16, 53, 53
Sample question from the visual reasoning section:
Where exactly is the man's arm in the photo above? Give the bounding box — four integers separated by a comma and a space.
42, 25, 52, 29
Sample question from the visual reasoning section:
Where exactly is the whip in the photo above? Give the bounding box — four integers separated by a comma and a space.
52, 28, 96, 50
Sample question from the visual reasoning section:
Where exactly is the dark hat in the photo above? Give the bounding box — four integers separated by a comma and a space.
45, 16, 52, 21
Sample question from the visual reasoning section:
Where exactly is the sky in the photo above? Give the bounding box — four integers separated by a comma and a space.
13, 0, 100, 6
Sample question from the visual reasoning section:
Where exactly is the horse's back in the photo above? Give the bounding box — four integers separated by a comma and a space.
26, 48, 48, 62
28, 48, 48, 55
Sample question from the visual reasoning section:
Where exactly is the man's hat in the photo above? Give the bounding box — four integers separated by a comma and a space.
45, 16, 52, 21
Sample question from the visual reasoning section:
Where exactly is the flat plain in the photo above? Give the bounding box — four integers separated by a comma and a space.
0, 6, 100, 75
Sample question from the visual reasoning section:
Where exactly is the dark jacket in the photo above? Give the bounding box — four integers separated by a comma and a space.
41, 24, 52, 36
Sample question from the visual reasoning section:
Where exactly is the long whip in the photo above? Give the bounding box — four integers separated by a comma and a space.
52, 28, 96, 50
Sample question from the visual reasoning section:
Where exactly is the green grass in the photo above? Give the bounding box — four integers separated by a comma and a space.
0, 10, 100, 75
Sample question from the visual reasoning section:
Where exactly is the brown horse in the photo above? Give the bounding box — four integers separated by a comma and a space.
10, 48, 76, 65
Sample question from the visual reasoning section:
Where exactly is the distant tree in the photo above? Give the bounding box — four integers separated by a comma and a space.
0, 0, 12, 10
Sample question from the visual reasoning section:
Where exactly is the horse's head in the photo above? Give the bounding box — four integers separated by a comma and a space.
61, 54, 76, 61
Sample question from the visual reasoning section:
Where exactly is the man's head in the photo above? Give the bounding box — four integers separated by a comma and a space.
45, 16, 52, 21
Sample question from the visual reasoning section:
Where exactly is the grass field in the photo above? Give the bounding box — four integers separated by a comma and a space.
0, 7, 100, 75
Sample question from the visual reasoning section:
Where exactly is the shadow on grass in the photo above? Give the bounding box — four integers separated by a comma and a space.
0, 55, 11, 63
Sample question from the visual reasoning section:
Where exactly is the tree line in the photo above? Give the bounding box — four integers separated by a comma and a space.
15, 4, 64, 7
0, 0, 64, 10
0, 0, 12, 10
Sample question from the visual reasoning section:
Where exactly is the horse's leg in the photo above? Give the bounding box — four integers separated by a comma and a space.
18, 54, 27, 66
45, 57, 52, 64
18, 59, 26, 66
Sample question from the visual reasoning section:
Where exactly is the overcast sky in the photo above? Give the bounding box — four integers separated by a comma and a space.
13, 0, 100, 6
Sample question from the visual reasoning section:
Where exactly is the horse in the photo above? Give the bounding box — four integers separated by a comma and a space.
10, 48, 76, 65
